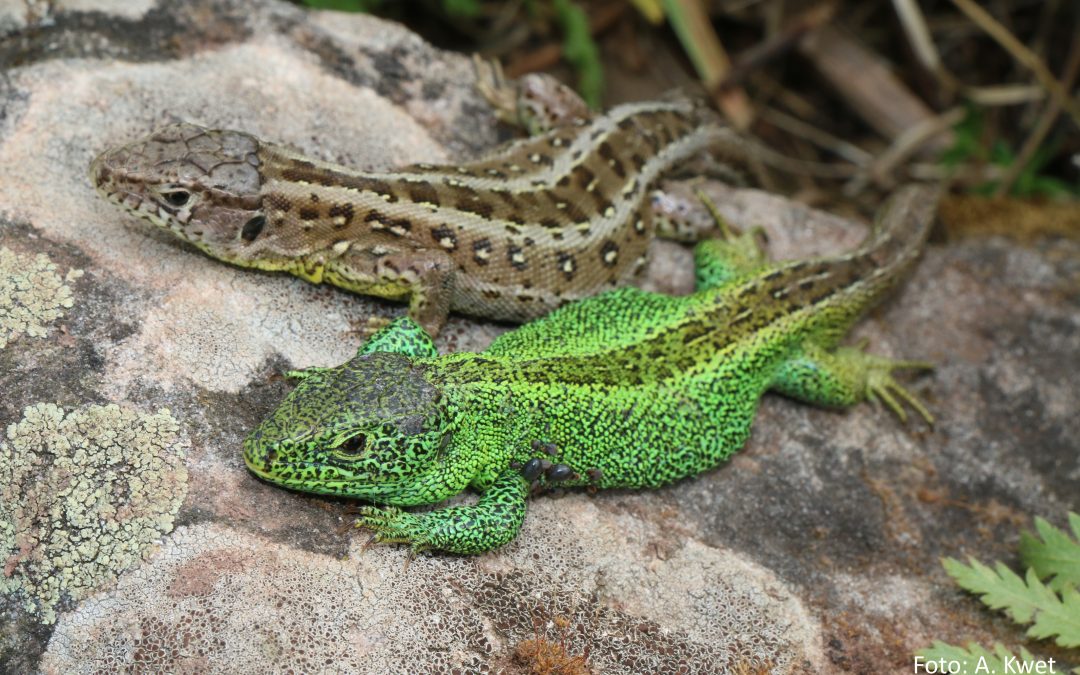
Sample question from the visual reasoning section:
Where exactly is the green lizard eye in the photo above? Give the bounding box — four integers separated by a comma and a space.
334, 434, 367, 458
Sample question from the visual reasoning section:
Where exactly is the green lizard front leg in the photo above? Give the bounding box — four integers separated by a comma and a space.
691, 206, 767, 290
286, 316, 436, 381
357, 316, 438, 358
357, 468, 529, 554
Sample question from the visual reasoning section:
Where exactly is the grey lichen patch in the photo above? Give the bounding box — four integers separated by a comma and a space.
0, 247, 82, 349
1, 403, 189, 624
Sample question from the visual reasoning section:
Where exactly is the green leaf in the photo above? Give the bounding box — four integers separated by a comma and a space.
940, 106, 986, 167
944, 557, 1042, 624
300, 0, 385, 11
916, 641, 1043, 675
1021, 514, 1080, 592
1027, 581, 1080, 648
552, 0, 604, 109
943, 556, 1080, 649
441, 0, 481, 16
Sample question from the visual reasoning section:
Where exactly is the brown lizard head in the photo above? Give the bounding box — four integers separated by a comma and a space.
90, 122, 270, 265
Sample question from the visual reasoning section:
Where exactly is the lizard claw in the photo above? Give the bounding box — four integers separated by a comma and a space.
354, 506, 433, 555
863, 358, 935, 427
694, 189, 767, 263
285, 366, 330, 381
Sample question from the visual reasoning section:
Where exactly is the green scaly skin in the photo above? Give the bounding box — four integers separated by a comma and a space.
244, 185, 940, 555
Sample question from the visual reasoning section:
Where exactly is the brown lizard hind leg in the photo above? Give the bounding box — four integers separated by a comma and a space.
473, 55, 593, 134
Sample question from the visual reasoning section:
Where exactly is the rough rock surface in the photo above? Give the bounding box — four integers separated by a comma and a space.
1, 1, 1077, 673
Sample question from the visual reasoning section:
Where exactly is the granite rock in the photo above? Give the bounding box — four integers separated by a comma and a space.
1, 1, 1078, 673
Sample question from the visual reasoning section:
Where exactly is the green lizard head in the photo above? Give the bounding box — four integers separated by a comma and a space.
243, 351, 453, 500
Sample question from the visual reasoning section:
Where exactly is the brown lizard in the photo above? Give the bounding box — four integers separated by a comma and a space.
90, 73, 807, 335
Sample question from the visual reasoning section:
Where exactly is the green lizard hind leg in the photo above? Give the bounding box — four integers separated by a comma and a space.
771, 342, 934, 424
356, 469, 529, 555
357, 316, 437, 358
691, 192, 767, 290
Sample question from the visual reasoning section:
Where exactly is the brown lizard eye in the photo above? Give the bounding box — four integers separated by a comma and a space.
163, 190, 191, 207
240, 215, 266, 242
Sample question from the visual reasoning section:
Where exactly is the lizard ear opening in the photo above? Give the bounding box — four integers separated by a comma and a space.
240, 214, 266, 242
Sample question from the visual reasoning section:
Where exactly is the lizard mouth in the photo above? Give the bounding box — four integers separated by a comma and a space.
243, 455, 408, 501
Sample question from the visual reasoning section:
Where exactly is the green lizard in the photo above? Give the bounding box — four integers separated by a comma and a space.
243, 184, 939, 555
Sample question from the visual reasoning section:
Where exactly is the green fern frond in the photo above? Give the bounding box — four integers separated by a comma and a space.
1028, 583, 1079, 648
944, 557, 1045, 624
943, 554, 1080, 649
1021, 514, 1080, 593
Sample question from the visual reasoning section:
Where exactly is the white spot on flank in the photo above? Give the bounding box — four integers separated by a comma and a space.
529, 153, 542, 163
332, 241, 351, 255
603, 206, 615, 218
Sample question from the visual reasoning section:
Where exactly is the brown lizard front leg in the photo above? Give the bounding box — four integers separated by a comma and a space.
326, 246, 456, 336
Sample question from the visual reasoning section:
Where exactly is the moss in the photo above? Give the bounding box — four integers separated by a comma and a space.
0, 402, 188, 623
0, 247, 82, 350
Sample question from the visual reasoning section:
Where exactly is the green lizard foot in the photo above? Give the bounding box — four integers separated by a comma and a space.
832, 342, 934, 425
690, 190, 767, 290
772, 342, 935, 426
356, 506, 435, 554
